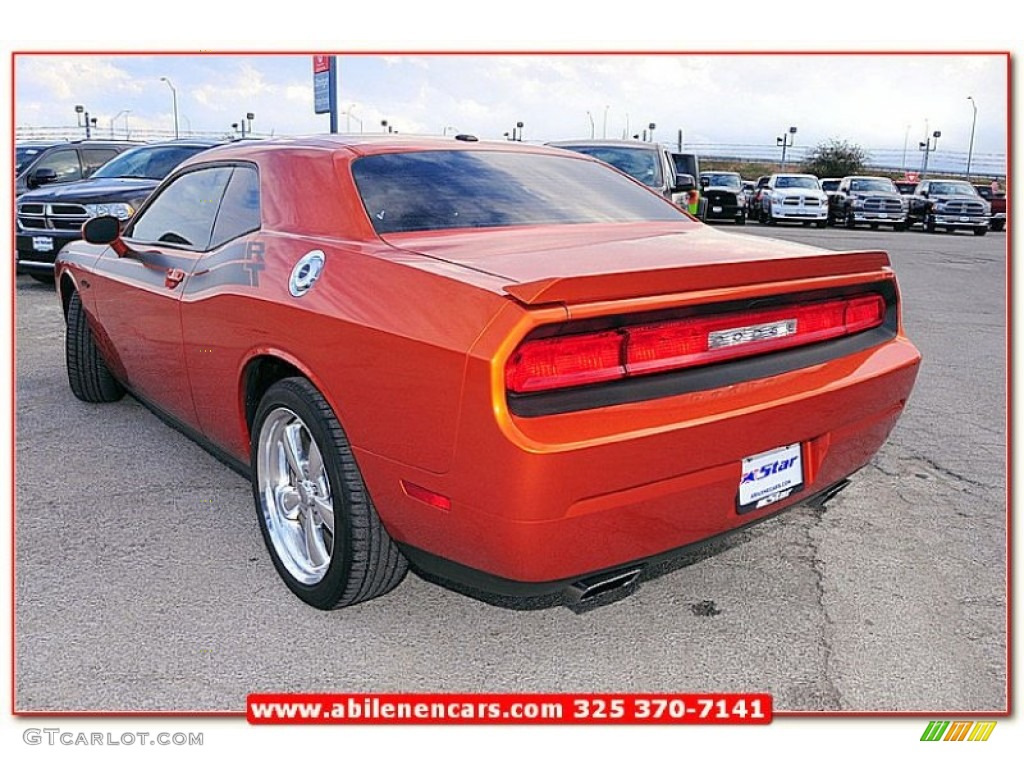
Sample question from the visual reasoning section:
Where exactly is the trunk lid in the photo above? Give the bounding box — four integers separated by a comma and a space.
384, 222, 891, 305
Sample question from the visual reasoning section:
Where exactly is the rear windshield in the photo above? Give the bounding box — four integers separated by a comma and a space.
352, 150, 687, 235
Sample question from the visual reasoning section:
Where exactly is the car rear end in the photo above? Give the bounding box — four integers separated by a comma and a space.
376, 232, 920, 602
344, 142, 920, 605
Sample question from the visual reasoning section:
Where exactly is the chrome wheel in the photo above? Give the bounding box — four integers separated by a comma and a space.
256, 407, 335, 585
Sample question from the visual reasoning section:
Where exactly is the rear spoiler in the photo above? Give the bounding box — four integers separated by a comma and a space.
503, 251, 892, 306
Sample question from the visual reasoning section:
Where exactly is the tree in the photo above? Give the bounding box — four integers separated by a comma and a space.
801, 139, 869, 178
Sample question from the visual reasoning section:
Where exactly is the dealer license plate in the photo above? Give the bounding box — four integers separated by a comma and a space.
712, 206, 723, 213
960, 216, 970, 222
738, 443, 803, 513
32, 237, 53, 252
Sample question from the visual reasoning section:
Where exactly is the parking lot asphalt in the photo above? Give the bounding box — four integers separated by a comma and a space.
13, 224, 1006, 713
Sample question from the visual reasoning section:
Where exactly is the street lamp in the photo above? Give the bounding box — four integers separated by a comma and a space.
110, 109, 129, 138
602, 105, 609, 139
381, 119, 389, 134
966, 96, 978, 179
648, 122, 656, 143
160, 77, 179, 139
242, 112, 255, 138
75, 104, 93, 139
919, 129, 941, 177
515, 121, 524, 141
585, 111, 595, 139
776, 126, 797, 171
442, 125, 458, 137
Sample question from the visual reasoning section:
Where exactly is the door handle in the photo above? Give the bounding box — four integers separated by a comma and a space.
165, 267, 186, 289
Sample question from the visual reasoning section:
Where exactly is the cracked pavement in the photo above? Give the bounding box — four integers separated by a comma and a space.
14, 226, 1005, 713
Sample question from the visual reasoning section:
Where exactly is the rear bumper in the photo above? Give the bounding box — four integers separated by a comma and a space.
361, 335, 921, 589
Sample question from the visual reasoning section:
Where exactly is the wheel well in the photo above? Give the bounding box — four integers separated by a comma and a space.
243, 356, 304, 434
59, 274, 76, 318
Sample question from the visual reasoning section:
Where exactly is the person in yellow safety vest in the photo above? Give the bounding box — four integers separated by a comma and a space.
685, 188, 700, 216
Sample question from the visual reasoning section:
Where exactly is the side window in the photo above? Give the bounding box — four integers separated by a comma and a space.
39, 149, 82, 182
210, 166, 261, 248
81, 148, 119, 177
128, 167, 233, 251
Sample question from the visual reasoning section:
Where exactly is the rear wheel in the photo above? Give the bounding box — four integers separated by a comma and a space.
991, 220, 1005, 232
974, 226, 988, 236
251, 377, 408, 609
65, 291, 124, 403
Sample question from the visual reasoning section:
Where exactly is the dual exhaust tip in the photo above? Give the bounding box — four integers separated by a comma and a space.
565, 567, 643, 607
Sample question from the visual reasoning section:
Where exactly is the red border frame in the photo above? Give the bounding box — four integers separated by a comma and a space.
8, 49, 1012, 720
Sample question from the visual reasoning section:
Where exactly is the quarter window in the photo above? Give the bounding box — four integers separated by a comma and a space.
128, 167, 233, 250
210, 166, 261, 248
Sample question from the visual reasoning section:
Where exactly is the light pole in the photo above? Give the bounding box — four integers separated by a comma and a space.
648, 122, 656, 143
602, 105, 609, 139
902, 123, 910, 173
110, 109, 129, 138
585, 111, 595, 139
919, 129, 941, 177
75, 104, 93, 139
515, 121, 524, 141
442, 125, 457, 137
776, 126, 797, 171
160, 77, 179, 139
966, 96, 978, 179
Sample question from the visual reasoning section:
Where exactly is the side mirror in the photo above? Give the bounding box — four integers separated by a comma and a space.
672, 173, 696, 193
82, 215, 130, 257
27, 167, 59, 189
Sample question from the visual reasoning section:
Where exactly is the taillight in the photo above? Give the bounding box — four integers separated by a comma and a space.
505, 293, 886, 394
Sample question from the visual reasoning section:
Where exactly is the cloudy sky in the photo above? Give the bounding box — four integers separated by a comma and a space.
14, 52, 1008, 168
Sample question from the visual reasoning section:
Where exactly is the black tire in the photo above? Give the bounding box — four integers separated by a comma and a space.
815, 220, 827, 228
845, 212, 856, 229
974, 226, 988, 236
991, 220, 1005, 232
894, 222, 908, 232
251, 377, 408, 609
65, 291, 125, 403
869, 223, 879, 230
736, 213, 746, 225
925, 218, 936, 233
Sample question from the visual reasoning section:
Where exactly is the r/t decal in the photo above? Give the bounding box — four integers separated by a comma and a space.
244, 241, 266, 287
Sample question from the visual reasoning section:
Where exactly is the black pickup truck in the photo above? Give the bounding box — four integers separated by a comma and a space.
906, 179, 990, 236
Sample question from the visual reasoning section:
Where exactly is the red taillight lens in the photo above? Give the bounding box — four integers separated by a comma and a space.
505, 329, 624, 393
506, 294, 886, 394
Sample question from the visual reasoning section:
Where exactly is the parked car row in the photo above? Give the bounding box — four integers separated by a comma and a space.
715, 171, 1002, 236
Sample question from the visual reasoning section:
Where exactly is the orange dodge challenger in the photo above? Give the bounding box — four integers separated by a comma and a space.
55, 135, 921, 610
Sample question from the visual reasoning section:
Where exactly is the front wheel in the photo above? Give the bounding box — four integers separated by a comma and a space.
251, 377, 408, 609
815, 220, 827, 228
66, 291, 125, 403
974, 226, 988, 236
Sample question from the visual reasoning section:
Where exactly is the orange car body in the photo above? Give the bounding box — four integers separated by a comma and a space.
56, 136, 921, 603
